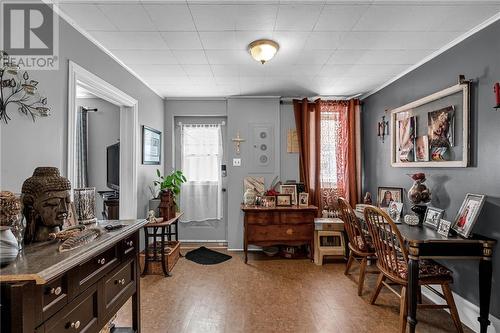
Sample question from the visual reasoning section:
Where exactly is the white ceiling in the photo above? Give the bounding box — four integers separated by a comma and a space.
57, 1, 500, 98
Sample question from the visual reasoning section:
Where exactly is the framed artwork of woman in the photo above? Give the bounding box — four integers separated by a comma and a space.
452, 193, 486, 238
377, 187, 403, 208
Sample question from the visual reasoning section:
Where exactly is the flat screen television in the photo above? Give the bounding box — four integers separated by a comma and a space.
106, 142, 120, 191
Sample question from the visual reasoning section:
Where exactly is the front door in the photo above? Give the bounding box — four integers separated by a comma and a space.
174, 116, 228, 242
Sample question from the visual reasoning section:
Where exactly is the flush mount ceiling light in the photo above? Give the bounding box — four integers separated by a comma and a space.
248, 39, 279, 64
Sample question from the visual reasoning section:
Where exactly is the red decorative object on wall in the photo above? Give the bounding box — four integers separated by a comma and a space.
494, 82, 500, 109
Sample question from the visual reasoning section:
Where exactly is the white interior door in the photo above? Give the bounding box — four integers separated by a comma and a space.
175, 116, 228, 242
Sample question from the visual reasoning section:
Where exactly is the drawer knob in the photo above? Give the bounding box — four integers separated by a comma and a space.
51, 286, 62, 296
97, 258, 106, 265
70, 320, 80, 329
126, 240, 133, 247
116, 278, 126, 285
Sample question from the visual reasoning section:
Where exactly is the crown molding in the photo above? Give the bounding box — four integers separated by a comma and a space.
44, 0, 164, 99
360, 11, 500, 100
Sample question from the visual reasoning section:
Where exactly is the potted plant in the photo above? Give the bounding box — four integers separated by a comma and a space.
153, 169, 186, 219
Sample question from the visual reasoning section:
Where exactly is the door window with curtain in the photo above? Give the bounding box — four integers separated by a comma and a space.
179, 124, 223, 222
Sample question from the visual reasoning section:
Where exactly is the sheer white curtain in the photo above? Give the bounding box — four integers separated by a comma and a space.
180, 124, 223, 222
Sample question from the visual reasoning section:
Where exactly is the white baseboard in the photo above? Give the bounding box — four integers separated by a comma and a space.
179, 239, 227, 243
422, 286, 500, 333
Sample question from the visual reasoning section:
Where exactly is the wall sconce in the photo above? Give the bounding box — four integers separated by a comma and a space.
377, 115, 389, 143
494, 82, 500, 110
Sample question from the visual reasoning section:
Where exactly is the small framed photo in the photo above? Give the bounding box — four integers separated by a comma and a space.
142, 126, 161, 165
423, 207, 444, 230
276, 194, 292, 207
280, 184, 298, 205
298, 193, 309, 207
452, 193, 486, 238
263, 196, 276, 208
387, 201, 404, 223
437, 219, 452, 237
378, 187, 403, 208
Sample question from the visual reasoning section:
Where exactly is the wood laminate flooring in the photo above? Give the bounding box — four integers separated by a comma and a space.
115, 250, 473, 333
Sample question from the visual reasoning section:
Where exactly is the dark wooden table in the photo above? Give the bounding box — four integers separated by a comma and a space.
355, 211, 496, 333
142, 213, 182, 277
241, 205, 318, 263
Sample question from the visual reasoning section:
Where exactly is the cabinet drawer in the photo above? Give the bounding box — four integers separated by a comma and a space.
245, 211, 280, 225
103, 259, 136, 318
42, 274, 69, 321
247, 224, 313, 242
77, 246, 119, 293
279, 211, 315, 224
44, 284, 99, 333
120, 233, 138, 260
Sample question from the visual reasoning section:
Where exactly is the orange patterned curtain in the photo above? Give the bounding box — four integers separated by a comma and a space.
294, 98, 361, 212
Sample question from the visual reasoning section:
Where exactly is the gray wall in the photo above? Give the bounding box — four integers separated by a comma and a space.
362, 20, 500, 318
76, 98, 120, 214
165, 98, 297, 248
0, 11, 164, 218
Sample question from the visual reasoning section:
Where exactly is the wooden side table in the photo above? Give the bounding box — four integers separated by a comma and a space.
141, 212, 182, 277
314, 218, 347, 265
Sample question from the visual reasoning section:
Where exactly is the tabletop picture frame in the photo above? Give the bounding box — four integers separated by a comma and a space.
437, 219, 452, 237
280, 184, 298, 205
142, 125, 161, 165
423, 207, 444, 230
276, 194, 292, 207
452, 193, 486, 238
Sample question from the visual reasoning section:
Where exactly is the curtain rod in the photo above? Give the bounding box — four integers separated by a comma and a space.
177, 121, 226, 127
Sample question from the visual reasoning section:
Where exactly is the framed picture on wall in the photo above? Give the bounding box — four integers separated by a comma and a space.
142, 126, 161, 165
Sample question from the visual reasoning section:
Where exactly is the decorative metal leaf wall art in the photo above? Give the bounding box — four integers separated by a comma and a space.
0, 51, 51, 124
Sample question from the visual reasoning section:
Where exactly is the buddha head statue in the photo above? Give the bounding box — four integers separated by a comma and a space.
22, 167, 71, 243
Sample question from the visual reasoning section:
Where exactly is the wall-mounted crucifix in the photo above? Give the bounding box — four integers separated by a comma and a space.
231, 131, 245, 155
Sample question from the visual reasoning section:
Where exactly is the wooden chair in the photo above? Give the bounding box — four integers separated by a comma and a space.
337, 197, 377, 296
364, 206, 463, 333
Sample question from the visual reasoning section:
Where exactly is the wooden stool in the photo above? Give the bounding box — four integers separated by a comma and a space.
314, 218, 347, 265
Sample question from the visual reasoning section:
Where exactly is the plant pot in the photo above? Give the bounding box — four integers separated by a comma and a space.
149, 199, 161, 217
159, 190, 176, 220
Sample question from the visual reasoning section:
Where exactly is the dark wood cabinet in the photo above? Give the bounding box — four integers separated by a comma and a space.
0, 220, 146, 333
241, 205, 318, 263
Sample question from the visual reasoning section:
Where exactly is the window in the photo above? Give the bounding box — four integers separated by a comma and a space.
320, 111, 340, 188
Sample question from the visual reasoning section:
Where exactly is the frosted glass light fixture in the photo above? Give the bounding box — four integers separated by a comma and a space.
248, 39, 279, 64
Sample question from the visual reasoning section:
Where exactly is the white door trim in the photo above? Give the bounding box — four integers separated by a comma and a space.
67, 61, 138, 219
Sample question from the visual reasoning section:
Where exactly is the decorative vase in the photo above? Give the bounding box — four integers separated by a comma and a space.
0, 226, 19, 265
74, 187, 97, 224
159, 190, 176, 220
243, 188, 256, 206
407, 173, 431, 224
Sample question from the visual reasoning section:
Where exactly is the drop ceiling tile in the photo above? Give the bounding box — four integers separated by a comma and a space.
328, 49, 435, 65
189, 76, 216, 85
199, 32, 237, 50
189, 5, 238, 31
272, 31, 310, 50
239, 64, 268, 77
305, 32, 344, 49
145, 77, 191, 85
352, 5, 437, 32
130, 64, 186, 77
211, 65, 240, 77
432, 5, 500, 31
345, 64, 409, 77
161, 32, 203, 50
98, 4, 156, 31
59, 4, 117, 31
143, 4, 196, 31
314, 5, 369, 31
214, 76, 239, 85
338, 31, 458, 50
182, 65, 213, 77
172, 50, 208, 64
112, 50, 177, 65
90, 31, 167, 50
275, 4, 323, 31
295, 50, 334, 65
205, 50, 250, 65
319, 64, 352, 77
235, 5, 279, 31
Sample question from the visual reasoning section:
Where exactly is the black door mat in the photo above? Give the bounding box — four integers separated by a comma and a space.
185, 246, 232, 265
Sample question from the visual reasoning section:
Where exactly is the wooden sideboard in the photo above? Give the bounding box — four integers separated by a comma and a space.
241, 205, 318, 263
0, 219, 147, 333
